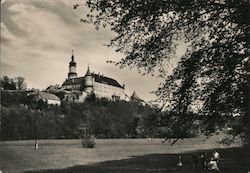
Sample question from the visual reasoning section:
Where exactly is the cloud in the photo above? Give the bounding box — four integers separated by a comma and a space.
1, 22, 17, 42
0, 61, 15, 74
1, 0, 7, 4
8, 3, 36, 12
1, 1, 185, 101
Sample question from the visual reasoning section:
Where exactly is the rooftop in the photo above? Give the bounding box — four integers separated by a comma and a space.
34, 92, 60, 101
62, 73, 124, 89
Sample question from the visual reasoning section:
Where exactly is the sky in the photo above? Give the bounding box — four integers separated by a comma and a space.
1, 0, 186, 101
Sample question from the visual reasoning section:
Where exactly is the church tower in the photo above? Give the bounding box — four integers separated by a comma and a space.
68, 50, 77, 79
84, 65, 93, 94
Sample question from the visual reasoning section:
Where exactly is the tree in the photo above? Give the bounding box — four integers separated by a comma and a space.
0, 76, 27, 90
76, 0, 249, 142
0, 76, 16, 90
138, 106, 161, 138
14, 76, 27, 90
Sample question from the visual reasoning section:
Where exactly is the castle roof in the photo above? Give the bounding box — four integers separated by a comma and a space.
85, 66, 91, 76
62, 74, 124, 89
62, 77, 84, 86
130, 91, 145, 104
93, 73, 124, 89
131, 91, 140, 100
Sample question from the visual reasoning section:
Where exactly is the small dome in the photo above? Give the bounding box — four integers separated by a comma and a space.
69, 51, 76, 66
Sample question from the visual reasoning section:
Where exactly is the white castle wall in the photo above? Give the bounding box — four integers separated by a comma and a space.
93, 81, 125, 100
42, 99, 61, 105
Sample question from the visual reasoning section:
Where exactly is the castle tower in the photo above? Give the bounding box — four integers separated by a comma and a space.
68, 50, 77, 79
131, 91, 140, 101
84, 65, 93, 94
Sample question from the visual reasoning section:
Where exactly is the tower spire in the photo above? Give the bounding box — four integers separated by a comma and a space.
85, 64, 91, 76
71, 50, 74, 62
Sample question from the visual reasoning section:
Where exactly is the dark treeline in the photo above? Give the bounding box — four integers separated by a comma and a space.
0, 91, 198, 141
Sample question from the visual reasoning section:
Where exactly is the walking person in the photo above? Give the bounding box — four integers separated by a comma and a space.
204, 152, 209, 170
192, 153, 198, 169
177, 155, 183, 173
177, 155, 183, 167
200, 154, 207, 170
213, 150, 220, 164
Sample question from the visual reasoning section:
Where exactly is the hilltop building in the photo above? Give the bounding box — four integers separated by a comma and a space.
130, 91, 146, 105
61, 52, 126, 100
33, 91, 61, 105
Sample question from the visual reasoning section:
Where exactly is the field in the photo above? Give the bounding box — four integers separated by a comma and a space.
0, 136, 249, 173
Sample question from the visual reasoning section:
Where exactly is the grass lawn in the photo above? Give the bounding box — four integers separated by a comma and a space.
0, 136, 249, 173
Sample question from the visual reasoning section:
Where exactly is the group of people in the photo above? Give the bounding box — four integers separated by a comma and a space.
177, 151, 220, 171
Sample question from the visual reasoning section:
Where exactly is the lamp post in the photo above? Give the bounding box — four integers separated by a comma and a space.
34, 99, 44, 150
34, 109, 39, 150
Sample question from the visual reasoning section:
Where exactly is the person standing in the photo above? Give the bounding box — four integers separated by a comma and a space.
208, 156, 219, 171
177, 155, 183, 167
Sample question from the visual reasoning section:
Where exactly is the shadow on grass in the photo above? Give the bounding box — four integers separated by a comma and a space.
24, 147, 249, 173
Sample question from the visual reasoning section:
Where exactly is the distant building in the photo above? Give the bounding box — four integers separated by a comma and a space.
61, 52, 125, 100
33, 92, 61, 105
45, 84, 60, 92
130, 91, 146, 105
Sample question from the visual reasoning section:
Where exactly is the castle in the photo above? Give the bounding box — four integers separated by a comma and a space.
61, 52, 126, 100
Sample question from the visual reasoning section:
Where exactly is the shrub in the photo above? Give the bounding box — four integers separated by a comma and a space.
81, 137, 95, 148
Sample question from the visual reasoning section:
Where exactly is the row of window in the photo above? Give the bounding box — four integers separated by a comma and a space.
63, 83, 124, 94
94, 84, 123, 92
64, 84, 81, 89
94, 88, 124, 95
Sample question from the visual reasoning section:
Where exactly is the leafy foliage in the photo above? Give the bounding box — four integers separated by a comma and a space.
2, 92, 193, 140
78, 0, 249, 140
81, 137, 96, 148
0, 76, 27, 90
0, 76, 17, 90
